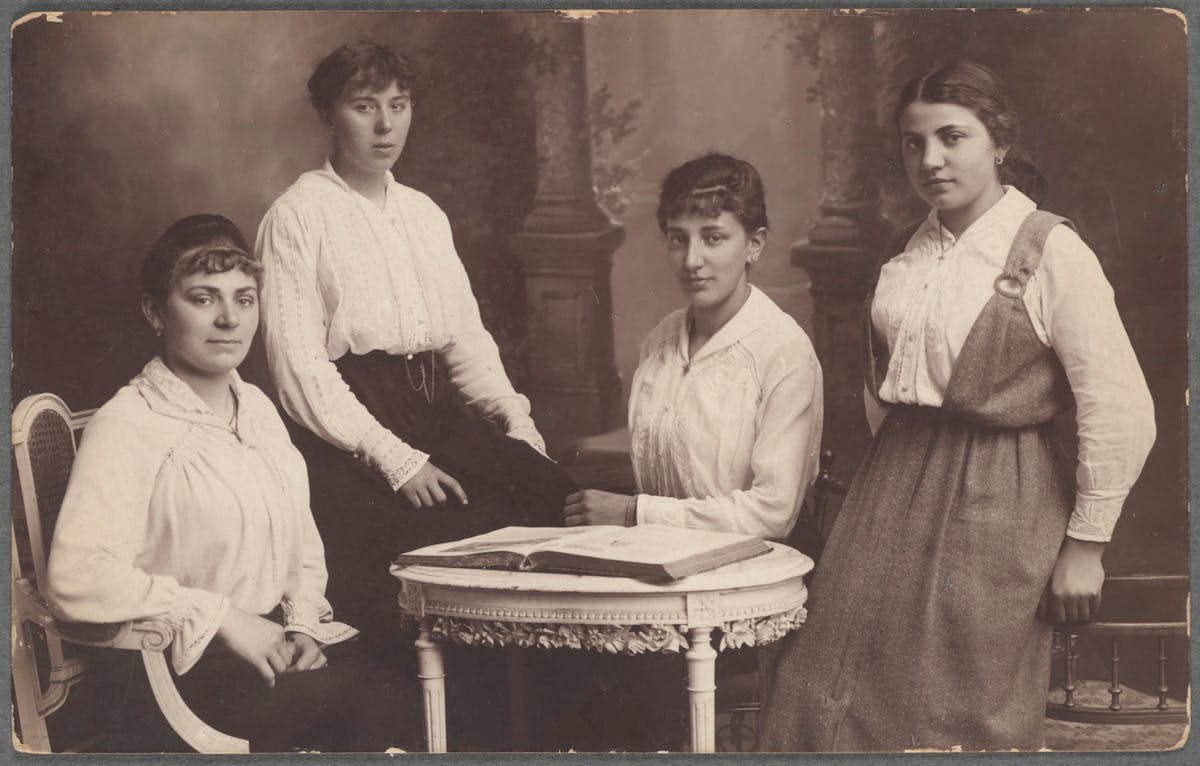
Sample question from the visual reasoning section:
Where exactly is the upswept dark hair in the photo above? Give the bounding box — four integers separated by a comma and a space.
307, 41, 420, 116
141, 214, 260, 302
656, 153, 769, 234
894, 59, 1046, 203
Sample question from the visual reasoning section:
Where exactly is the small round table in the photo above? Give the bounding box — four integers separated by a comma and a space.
391, 543, 813, 752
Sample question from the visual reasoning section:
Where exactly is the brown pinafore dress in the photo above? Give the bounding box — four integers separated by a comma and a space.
760, 211, 1076, 752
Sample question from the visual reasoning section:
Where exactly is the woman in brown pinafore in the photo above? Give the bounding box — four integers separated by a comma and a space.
759, 61, 1156, 752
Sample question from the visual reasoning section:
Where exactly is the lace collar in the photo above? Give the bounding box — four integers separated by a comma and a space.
134, 357, 256, 443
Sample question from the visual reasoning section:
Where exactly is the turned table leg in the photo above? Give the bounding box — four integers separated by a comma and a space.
506, 646, 532, 751
686, 626, 717, 753
415, 620, 447, 753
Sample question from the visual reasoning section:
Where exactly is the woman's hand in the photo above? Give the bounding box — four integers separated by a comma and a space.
400, 462, 468, 508
216, 605, 295, 687
285, 632, 328, 673
564, 490, 634, 527
1039, 538, 1106, 623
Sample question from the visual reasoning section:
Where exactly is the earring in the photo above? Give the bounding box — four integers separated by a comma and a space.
995, 155, 1005, 165
153, 326, 163, 337
748, 252, 761, 264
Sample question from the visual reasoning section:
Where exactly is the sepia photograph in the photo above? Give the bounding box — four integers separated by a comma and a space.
7, 5, 1191, 756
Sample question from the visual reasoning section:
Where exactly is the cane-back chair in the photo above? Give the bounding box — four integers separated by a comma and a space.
11, 392, 249, 753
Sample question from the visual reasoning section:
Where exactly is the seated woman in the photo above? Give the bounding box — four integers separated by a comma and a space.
46, 214, 418, 753
255, 40, 575, 639
566, 152, 824, 542
544, 153, 824, 752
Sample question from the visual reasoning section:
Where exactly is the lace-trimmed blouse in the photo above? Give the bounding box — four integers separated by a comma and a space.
869, 187, 1155, 542
630, 286, 824, 541
47, 358, 355, 675
256, 162, 544, 490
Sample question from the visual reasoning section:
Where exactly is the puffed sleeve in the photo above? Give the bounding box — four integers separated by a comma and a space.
257, 200, 432, 489
46, 406, 230, 675
1037, 225, 1156, 542
635, 339, 824, 541
422, 198, 547, 455
235, 386, 357, 646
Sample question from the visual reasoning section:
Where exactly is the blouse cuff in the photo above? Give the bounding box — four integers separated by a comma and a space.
360, 426, 430, 491
1065, 491, 1128, 543
170, 593, 231, 676
281, 597, 360, 646
506, 423, 548, 457
635, 494, 681, 528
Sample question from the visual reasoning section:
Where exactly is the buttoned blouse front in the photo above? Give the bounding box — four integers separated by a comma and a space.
630, 286, 824, 541
47, 358, 355, 675
869, 187, 1156, 542
257, 162, 543, 490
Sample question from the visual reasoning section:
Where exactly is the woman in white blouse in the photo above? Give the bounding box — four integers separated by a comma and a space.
564, 153, 824, 542
47, 215, 417, 752
548, 153, 823, 752
256, 42, 574, 638
760, 61, 1155, 752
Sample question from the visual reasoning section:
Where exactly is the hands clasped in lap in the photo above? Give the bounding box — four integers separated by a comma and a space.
217, 605, 329, 687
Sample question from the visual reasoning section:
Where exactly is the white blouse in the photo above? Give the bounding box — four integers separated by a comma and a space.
47, 358, 356, 675
256, 161, 545, 491
870, 187, 1155, 542
630, 286, 824, 541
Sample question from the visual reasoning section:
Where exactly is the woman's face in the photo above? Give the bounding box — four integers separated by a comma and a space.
898, 100, 1006, 232
145, 268, 259, 385
325, 79, 413, 181
665, 211, 764, 316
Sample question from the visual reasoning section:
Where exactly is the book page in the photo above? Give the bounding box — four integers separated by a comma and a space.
547, 524, 762, 565
405, 525, 604, 558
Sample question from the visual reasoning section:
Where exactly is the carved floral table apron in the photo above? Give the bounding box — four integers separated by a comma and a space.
391, 543, 813, 752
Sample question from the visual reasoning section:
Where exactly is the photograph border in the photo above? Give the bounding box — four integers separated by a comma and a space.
1, 0, 1194, 763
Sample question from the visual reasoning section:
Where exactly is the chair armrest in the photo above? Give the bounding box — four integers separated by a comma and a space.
13, 578, 174, 651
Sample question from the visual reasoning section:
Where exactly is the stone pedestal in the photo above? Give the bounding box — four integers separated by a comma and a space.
513, 15, 624, 443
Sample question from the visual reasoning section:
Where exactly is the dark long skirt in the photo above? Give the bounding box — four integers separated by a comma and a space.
82, 634, 420, 753
289, 350, 576, 636
287, 350, 577, 750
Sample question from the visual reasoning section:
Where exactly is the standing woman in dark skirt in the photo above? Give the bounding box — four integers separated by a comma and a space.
256, 40, 575, 643
760, 60, 1155, 751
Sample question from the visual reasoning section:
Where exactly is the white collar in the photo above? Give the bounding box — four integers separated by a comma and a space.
675, 284, 775, 367
135, 357, 255, 442
916, 185, 1036, 249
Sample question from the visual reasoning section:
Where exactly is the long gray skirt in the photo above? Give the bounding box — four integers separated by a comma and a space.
760, 404, 1072, 751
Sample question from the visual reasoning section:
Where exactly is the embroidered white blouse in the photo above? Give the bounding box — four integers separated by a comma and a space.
630, 286, 824, 541
256, 161, 545, 490
47, 358, 356, 675
869, 187, 1155, 542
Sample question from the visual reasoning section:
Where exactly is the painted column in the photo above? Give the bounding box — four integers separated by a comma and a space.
791, 13, 885, 523
512, 14, 625, 447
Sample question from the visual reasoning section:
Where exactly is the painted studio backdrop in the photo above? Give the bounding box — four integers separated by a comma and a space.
10, 7, 1188, 702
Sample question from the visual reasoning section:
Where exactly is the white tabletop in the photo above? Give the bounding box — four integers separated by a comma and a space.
391, 542, 813, 594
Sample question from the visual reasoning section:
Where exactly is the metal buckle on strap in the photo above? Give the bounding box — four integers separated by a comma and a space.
994, 274, 1025, 298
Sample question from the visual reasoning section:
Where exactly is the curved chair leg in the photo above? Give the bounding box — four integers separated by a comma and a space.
11, 623, 52, 752
140, 651, 250, 753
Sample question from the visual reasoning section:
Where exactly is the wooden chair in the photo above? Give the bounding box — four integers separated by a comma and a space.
11, 392, 249, 753
715, 449, 847, 752
1047, 574, 1189, 725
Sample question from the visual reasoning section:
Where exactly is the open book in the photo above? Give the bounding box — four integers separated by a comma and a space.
393, 524, 770, 581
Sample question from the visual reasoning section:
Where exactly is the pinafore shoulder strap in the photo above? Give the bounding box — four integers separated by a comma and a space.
994, 210, 1077, 298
